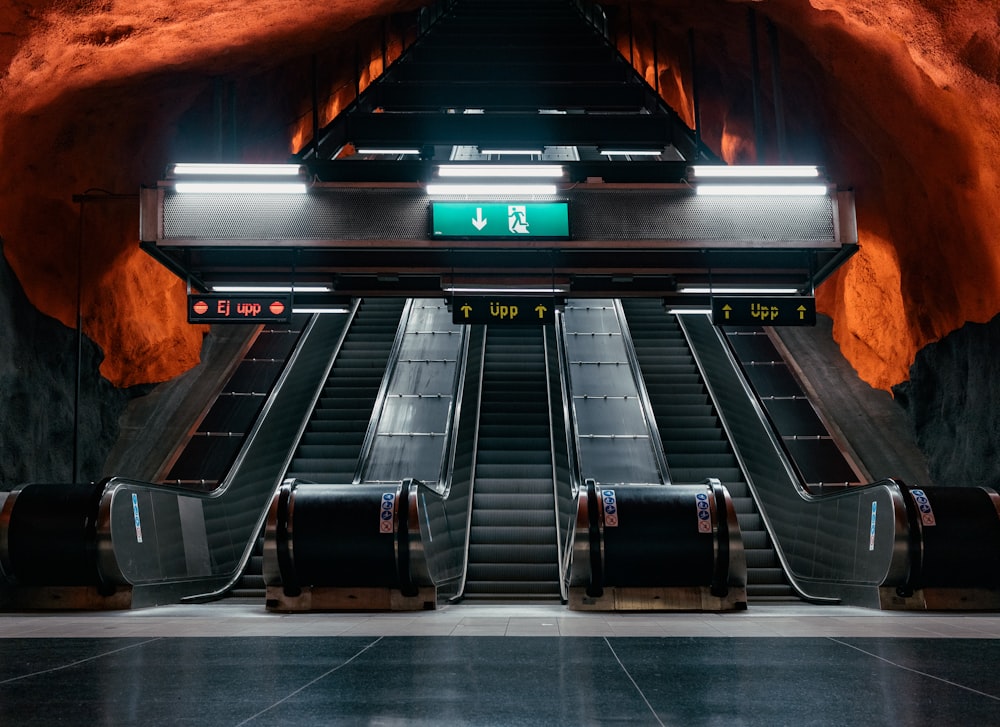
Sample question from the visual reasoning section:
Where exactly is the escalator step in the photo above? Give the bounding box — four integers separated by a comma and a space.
470, 525, 560, 544
472, 493, 556, 510
473, 477, 554, 493
468, 544, 559, 563
670, 467, 744, 482
476, 464, 553, 479
466, 563, 560, 581
471, 509, 557, 528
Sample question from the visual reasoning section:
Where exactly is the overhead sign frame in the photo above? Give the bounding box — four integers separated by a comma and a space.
711, 296, 816, 327
188, 294, 292, 324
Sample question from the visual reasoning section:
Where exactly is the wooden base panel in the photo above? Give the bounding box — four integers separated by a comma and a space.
879, 587, 1000, 611
266, 585, 437, 612
4, 586, 134, 611
567, 585, 747, 612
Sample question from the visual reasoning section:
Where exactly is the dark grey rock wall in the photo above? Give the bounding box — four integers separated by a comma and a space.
893, 314, 1000, 489
0, 240, 131, 488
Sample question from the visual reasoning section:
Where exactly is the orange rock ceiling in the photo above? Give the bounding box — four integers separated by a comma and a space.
1, 0, 998, 390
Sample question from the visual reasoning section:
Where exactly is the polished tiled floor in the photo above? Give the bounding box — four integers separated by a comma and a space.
2, 601, 1000, 725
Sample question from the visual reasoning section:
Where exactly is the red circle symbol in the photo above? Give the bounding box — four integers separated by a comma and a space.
193, 300, 208, 315
269, 301, 286, 315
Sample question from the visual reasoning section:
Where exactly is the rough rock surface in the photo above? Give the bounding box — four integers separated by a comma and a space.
894, 315, 1000, 488
0, 240, 131, 488
1, 0, 999, 486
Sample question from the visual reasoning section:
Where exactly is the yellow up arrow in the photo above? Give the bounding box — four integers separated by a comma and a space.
460, 304, 473, 319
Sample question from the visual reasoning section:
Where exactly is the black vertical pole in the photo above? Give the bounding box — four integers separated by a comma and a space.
628, 5, 635, 68
228, 81, 237, 161
767, 19, 788, 162
688, 29, 702, 159
73, 200, 83, 483
311, 54, 321, 158
652, 25, 660, 97
213, 77, 224, 161
748, 8, 765, 162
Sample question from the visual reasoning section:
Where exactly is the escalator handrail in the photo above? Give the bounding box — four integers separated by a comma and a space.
353, 299, 412, 485
613, 299, 672, 484
437, 317, 475, 498
451, 324, 487, 600
554, 309, 586, 596
543, 322, 571, 602
166, 304, 361, 600
678, 313, 918, 602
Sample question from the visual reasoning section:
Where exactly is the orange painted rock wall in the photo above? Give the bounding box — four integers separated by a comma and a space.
1, 0, 999, 391
0, 0, 420, 387
609, 0, 1000, 390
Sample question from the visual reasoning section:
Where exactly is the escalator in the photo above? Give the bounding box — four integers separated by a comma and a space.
463, 326, 561, 600
620, 299, 794, 601
286, 298, 406, 483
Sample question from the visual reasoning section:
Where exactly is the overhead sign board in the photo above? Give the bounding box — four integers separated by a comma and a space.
452, 296, 556, 325
188, 294, 292, 323
711, 296, 816, 326
432, 202, 570, 239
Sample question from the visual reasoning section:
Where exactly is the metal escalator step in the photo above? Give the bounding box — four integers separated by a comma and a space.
747, 584, 797, 599
669, 467, 744, 482
472, 477, 554, 494
471, 510, 557, 528
463, 581, 561, 596
465, 563, 560, 581
740, 530, 771, 550
745, 548, 782, 569
749, 567, 789, 586
723, 480, 750, 498
660, 427, 726, 442
469, 525, 559, 544
468, 543, 559, 563
737, 513, 764, 531
295, 441, 365, 455
661, 440, 732, 456
475, 464, 553, 479
730, 496, 757, 514
473, 493, 556, 510
658, 410, 719, 426
476, 450, 553, 466
667, 452, 739, 468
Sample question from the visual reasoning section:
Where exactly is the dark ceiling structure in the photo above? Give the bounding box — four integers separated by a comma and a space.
139, 0, 857, 311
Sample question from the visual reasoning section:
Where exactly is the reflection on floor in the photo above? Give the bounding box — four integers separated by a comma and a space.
2, 602, 999, 726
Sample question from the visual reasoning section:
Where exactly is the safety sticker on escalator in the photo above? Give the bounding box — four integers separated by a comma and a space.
910, 489, 937, 527
380, 492, 396, 533
870, 501, 877, 551
696, 492, 712, 533
132, 493, 143, 544
602, 489, 618, 527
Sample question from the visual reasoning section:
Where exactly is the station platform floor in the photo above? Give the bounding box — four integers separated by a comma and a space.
2, 601, 999, 725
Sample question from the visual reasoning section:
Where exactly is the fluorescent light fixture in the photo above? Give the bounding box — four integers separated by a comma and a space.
292, 307, 351, 314
175, 182, 307, 194
668, 308, 713, 315
355, 148, 421, 155
172, 163, 303, 176
437, 164, 564, 178
695, 184, 827, 196
444, 286, 568, 294
678, 286, 801, 294
478, 149, 544, 156
426, 183, 558, 196
600, 150, 663, 156
212, 285, 331, 293
690, 165, 820, 178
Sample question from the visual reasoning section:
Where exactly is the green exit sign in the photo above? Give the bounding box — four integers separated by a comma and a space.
432, 202, 570, 239
712, 296, 816, 326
